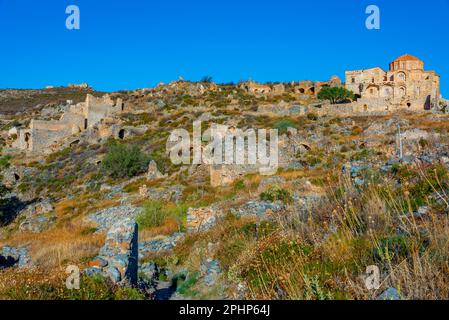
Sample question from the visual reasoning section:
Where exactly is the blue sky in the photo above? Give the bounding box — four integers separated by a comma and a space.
1, 0, 448, 96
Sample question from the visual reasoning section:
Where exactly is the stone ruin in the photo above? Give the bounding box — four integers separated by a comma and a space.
239, 76, 341, 98
67, 83, 91, 90
86, 219, 138, 286
151, 79, 219, 97
208, 125, 310, 187
13, 94, 124, 153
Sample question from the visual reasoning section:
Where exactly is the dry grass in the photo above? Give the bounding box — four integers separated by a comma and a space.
221, 165, 449, 300
139, 217, 180, 240
0, 226, 104, 269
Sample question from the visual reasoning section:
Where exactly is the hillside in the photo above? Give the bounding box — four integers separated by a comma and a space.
1, 80, 449, 300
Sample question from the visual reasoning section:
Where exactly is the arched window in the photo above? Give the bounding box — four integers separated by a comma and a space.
397, 72, 406, 82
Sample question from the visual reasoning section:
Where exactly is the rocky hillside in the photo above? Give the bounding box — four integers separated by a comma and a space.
0, 87, 103, 116
1, 81, 449, 300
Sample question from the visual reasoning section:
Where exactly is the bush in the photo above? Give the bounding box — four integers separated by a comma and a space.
260, 185, 293, 204
201, 76, 213, 83
101, 143, 150, 178
136, 201, 187, 230
273, 119, 296, 135
233, 180, 245, 191
137, 200, 167, 229
0, 155, 11, 171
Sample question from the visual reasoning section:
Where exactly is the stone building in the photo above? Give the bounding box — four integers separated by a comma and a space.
13, 94, 124, 153
345, 54, 440, 112
240, 76, 341, 98
239, 81, 273, 95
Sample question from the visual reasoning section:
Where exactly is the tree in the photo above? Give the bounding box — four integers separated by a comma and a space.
317, 87, 355, 104
200, 76, 213, 83
101, 143, 151, 178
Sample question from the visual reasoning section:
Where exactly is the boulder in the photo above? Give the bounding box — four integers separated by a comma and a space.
147, 160, 167, 181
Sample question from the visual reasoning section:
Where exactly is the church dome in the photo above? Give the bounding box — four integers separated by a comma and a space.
393, 54, 422, 62
390, 54, 424, 71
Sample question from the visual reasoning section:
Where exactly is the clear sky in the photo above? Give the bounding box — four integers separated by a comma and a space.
1, 0, 448, 96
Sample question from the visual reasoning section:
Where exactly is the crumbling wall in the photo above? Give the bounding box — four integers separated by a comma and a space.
12, 94, 123, 153
87, 219, 138, 286
27, 120, 75, 152
85, 95, 116, 128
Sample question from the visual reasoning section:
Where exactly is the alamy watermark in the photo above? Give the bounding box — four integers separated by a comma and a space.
167, 119, 279, 175
66, 5, 80, 30
366, 5, 380, 30
66, 265, 80, 290
364, 265, 381, 290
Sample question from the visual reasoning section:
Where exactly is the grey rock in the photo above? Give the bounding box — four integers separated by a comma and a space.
0, 246, 31, 269
146, 185, 185, 204
87, 205, 140, 232
231, 200, 284, 218
140, 233, 185, 256
84, 267, 102, 277
201, 259, 222, 287
377, 287, 401, 300
105, 266, 122, 283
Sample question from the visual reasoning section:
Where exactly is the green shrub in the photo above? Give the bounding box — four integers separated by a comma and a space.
419, 138, 429, 149
233, 180, 245, 191
1, 274, 142, 300
114, 287, 145, 300
101, 143, 150, 178
273, 119, 296, 135
303, 274, 333, 300
260, 185, 293, 204
46, 148, 71, 164
0, 155, 11, 171
136, 201, 187, 230
137, 200, 166, 229
176, 272, 199, 296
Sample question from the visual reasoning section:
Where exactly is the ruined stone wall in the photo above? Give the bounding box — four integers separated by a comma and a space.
60, 112, 85, 131
85, 95, 114, 128
28, 120, 75, 152
12, 94, 125, 153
